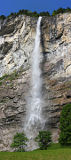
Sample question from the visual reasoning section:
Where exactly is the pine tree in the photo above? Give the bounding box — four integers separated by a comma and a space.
11, 132, 28, 152
59, 104, 71, 145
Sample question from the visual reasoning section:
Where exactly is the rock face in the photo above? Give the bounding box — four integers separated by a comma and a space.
0, 13, 71, 151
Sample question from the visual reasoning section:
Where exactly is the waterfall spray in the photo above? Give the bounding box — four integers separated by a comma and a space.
24, 17, 42, 150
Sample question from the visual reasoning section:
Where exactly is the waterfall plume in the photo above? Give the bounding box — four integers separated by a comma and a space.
24, 17, 42, 150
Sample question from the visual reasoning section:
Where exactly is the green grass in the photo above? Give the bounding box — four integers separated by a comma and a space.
0, 144, 71, 160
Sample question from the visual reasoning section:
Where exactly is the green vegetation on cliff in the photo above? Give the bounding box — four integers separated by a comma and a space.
0, 72, 18, 86
52, 8, 71, 16
0, 7, 71, 20
0, 15, 6, 20
7, 10, 50, 18
59, 104, 71, 145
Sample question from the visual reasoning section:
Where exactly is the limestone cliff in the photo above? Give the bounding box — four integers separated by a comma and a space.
0, 13, 71, 151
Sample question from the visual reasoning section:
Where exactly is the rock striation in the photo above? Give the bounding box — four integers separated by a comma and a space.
0, 13, 71, 151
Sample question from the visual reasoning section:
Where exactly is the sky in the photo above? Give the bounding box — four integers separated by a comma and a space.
0, 0, 71, 16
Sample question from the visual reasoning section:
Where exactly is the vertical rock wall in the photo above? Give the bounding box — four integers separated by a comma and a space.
0, 13, 71, 150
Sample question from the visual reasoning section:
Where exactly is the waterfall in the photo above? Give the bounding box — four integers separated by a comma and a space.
24, 17, 42, 150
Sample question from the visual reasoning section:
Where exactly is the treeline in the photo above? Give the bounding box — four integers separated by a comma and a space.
0, 10, 50, 20
7, 10, 50, 17
52, 7, 71, 16
0, 7, 71, 20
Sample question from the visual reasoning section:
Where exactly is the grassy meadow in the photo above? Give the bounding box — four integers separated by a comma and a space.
0, 144, 71, 160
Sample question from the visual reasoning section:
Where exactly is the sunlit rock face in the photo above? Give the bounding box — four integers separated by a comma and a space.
0, 15, 37, 77
0, 13, 71, 151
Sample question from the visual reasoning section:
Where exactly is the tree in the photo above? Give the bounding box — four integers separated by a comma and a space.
35, 131, 52, 150
0, 15, 6, 20
59, 104, 71, 145
52, 8, 64, 16
8, 12, 17, 18
52, 7, 71, 16
11, 132, 28, 152
40, 12, 50, 16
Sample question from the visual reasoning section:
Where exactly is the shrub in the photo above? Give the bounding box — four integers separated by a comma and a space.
11, 132, 28, 152
35, 131, 52, 150
59, 104, 71, 145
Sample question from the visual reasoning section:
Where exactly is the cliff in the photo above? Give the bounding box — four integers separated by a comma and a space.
0, 13, 71, 151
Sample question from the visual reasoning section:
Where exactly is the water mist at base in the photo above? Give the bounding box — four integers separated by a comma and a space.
24, 17, 43, 150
